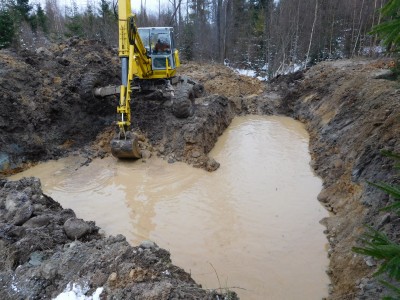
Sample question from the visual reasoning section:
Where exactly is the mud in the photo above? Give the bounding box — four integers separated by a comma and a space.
1, 40, 399, 299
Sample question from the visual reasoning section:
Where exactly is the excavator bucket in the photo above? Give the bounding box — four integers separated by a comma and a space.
111, 136, 141, 159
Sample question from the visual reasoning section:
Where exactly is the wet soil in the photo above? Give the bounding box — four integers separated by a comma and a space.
1, 40, 399, 299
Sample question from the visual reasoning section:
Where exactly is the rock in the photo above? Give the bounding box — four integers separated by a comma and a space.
0, 152, 10, 171
108, 272, 117, 282
191, 151, 201, 158
371, 69, 393, 79
40, 261, 59, 280
365, 257, 376, 267
206, 158, 220, 172
140, 150, 152, 159
6, 224, 26, 238
5, 191, 29, 213
13, 203, 33, 225
377, 213, 391, 229
136, 134, 146, 142
36, 47, 53, 57
23, 215, 52, 228
91, 271, 108, 286
63, 218, 91, 240
317, 189, 329, 203
29, 252, 44, 267
140, 240, 157, 249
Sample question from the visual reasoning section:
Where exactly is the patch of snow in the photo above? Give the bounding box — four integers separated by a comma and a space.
53, 282, 103, 300
92, 288, 104, 299
256, 76, 268, 82
261, 64, 268, 71
11, 275, 20, 293
234, 68, 257, 77
361, 46, 385, 55
273, 62, 304, 77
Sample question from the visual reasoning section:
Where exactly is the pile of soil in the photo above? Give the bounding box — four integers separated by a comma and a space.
0, 38, 120, 173
179, 62, 264, 97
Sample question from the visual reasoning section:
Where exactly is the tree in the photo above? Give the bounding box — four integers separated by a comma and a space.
370, 0, 400, 52
13, 0, 32, 21
0, 9, 14, 48
65, 1, 84, 37
36, 4, 49, 34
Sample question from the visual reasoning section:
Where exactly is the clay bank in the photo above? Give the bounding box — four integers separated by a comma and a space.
0, 41, 399, 299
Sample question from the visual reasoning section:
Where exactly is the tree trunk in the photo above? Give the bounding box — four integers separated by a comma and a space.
352, 0, 365, 57
306, 0, 318, 67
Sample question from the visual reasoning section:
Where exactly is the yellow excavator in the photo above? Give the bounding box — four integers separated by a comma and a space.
95, 0, 204, 159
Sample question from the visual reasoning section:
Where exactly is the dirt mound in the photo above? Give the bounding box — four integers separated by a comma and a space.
0, 177, 236, 299
179, 62, 264, 97
0, 38, 120, 174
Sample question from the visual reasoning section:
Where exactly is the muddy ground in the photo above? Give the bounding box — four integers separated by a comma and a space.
1, 40, 399, 299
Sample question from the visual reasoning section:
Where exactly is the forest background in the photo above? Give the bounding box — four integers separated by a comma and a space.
0, 0, 394, 77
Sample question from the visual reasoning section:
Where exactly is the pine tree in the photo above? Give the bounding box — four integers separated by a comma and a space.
0, 9, 14, 48
65, 1, 84, 37
370, 0, 400, 52
13, 0, 32, 21
36, 4, 48, 34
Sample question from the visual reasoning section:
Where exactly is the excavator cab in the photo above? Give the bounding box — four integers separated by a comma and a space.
138, 27, 177, 70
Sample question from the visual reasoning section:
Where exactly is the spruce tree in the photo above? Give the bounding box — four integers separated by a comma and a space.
0, 9, 14, 48
370, 0, 400, 52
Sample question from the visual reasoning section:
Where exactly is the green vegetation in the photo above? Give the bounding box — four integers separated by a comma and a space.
370, 0, 400, 78
353, 152, 400, 299
371, 0, 400, 53
0, 9, 14, 48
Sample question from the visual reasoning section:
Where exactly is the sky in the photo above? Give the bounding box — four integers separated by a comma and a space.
31, 0, 171, 14
30, 0, 278, 15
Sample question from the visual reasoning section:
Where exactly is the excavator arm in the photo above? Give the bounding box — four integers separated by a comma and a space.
117, 1, 151, 136
112, 0, 153, 158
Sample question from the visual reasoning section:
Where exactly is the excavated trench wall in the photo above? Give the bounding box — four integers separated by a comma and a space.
268, 60, 400, 299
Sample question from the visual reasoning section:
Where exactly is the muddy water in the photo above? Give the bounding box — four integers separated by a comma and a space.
11, 116, 329, 299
